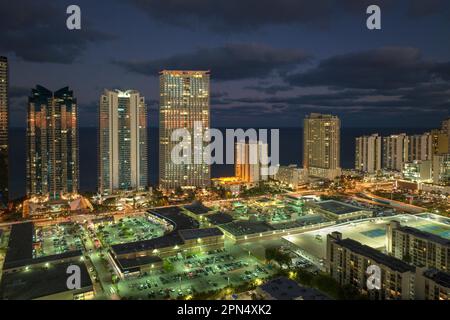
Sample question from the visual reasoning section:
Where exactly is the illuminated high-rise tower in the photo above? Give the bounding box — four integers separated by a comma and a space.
355, 134, 382, 173
98, 90, 147, 194
303, 113, 341, 180
27, 86, 79, 198
235, 141, 269, 183
159, 70, 210, 189
0, 56, 8, 203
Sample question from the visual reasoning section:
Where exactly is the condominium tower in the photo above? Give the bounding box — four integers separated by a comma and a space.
382, 134, 408, 171
159, 70, 210, 189
303, 113, 341, 180
355, 134, 382, 173
98, 90, 147, 194
27, 86, 78, 197
0, 57, 8, 203
387, 221, 450, 273
326, 231, 415, 300
235, 141, 269, 183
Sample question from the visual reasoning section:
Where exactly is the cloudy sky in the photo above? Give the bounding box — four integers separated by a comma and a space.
2, 0, 450, 128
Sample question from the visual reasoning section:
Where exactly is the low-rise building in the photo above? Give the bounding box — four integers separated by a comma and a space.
311, 200, 372, 221
273, 165, 307, 188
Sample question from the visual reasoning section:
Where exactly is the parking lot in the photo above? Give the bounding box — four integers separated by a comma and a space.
33, 223, 83, 258
95, 215, 167, 246
117, 246, 275, 299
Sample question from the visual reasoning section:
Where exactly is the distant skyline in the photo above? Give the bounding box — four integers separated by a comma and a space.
2, 0, 450, 128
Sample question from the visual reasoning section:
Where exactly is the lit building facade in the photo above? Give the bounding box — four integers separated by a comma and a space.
355, 134, 381, 173
407, 133, 433, 162
98, 90, 147, 194
382, 134, 408, 171
432, 154, 450, 185
402, 160, 432, 182
27, 86, 78, 198
326, 231, 415, 300
273, 165, 306, 187
386, 221, 450, 273
235, 141, 268, 183
303, 113, 341, 180
0, 56, 8, 203
159, 70, 210, 189
431, 129, 449, 156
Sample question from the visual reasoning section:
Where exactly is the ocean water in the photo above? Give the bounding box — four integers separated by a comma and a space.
8, 127, 431, 199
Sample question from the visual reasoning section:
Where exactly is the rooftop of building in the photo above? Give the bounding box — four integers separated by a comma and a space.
183, 201, 212, 215
395, 225, 450, 245
207, 212, 234, 225
160, 70, 210, 75
220, 221, 273, 236
0, 261, 92, 300
259, 277, 330, 300
3, 222, 33, 265
178, 228, 223, 241
113, 254, 163, 274
331, 234, 414, 273
111, 207, 202, 255
3, 222, 83, 270
423, 269, 450, 288
315, 200, 365, 215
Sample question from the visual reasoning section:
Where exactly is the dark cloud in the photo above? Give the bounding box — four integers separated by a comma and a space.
214, 82, 450, 118
244, 84, 293, 95
114, 43, 310, 81
408, 0, 447, 18
125, 0, 448, 33
286, 47, 447, 90
0, 1, 114, 63
126, 0, 331, 32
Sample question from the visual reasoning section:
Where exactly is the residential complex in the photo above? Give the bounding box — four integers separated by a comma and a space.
159, 70, 210, 189
387, 221, 450, 273
303, 113, 341, 180
26, 86, 79, 198
98, 90, 147, 194
326, 231, 415, 300
382, 134, 408, 171
355, 134, 382, 173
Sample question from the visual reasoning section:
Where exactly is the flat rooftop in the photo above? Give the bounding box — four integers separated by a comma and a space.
150, 207, 199, 230
396, 225, 450, 246
183, 202, 212, 215
423, 269, 450, 288
178, 228, 223, 241
111, 207, 204, 255
334, 237, 414, 273
315, 200, 364, 215
113, 254, 162, 273
259, 277, 330, 300
3, 222, 33, 265
220, 221, 273, 236
3, 222, 83, 270
0, 261, 92, 300
207, 213, 234, 225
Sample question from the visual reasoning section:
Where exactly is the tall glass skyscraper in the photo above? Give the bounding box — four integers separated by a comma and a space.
0, 57, 8, 204
98, 90, 147, 194
27, 86, 79, 198
159, 70, 210, 189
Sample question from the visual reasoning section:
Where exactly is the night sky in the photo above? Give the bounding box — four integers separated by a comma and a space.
2, 0, 450, 128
